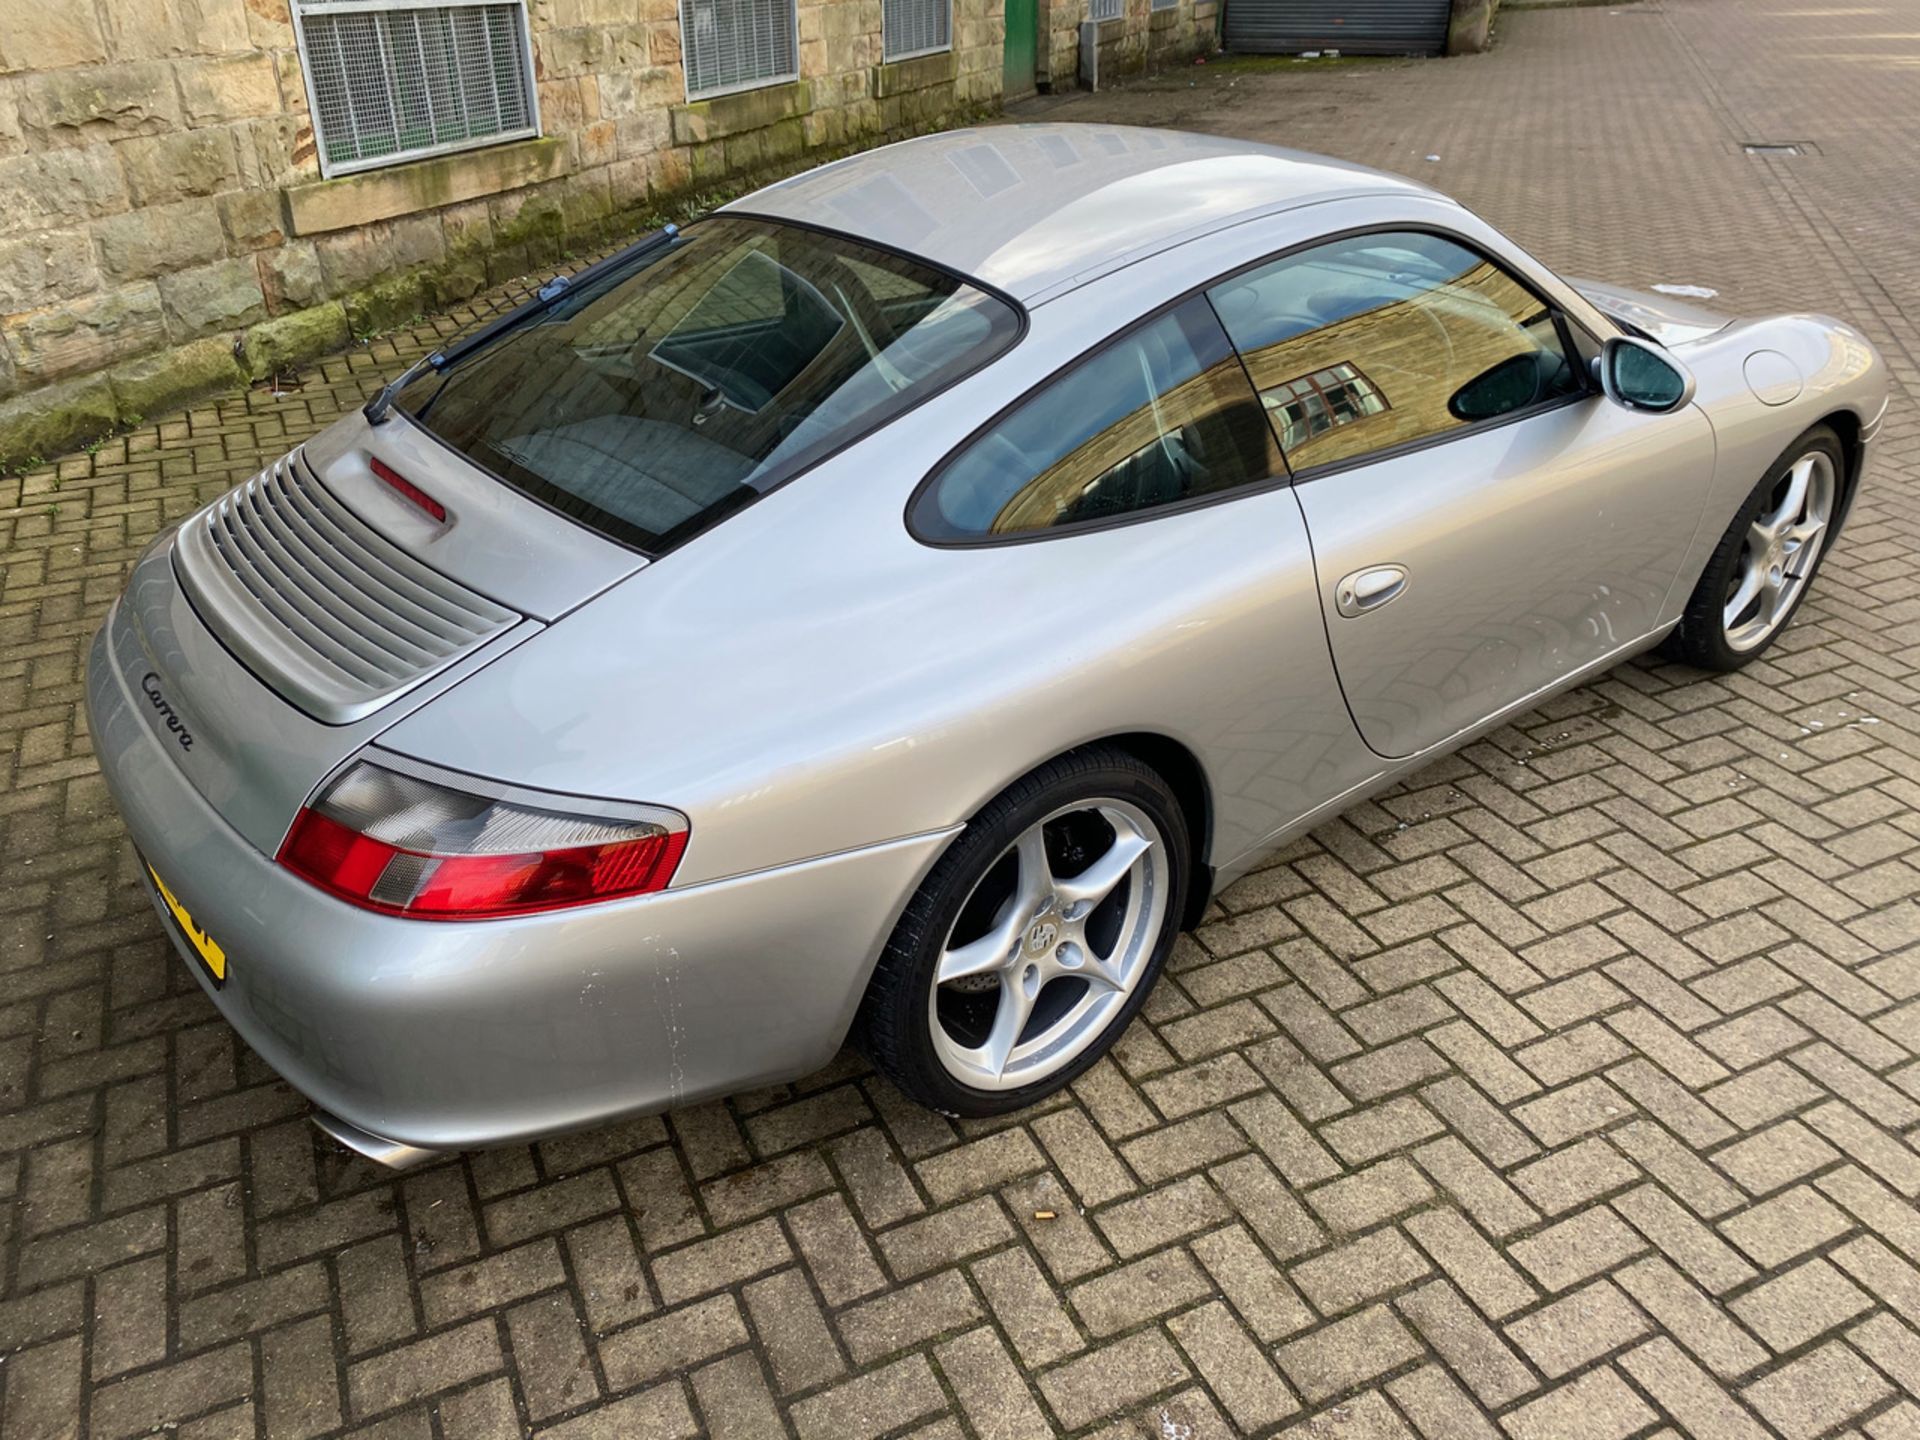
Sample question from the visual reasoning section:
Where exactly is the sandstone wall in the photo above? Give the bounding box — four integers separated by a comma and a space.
1041, 0, 1217, 94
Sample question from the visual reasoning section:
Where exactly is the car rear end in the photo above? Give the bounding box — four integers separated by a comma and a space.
89, 417, 947, 1156
87, 216, 1021, 1160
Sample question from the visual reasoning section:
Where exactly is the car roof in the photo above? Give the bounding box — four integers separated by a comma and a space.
723, 123, 1439, 303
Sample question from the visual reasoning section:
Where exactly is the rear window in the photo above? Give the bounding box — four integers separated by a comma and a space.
398, 217, 1022, 553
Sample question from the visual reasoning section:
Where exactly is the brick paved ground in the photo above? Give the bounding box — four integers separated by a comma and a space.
4, 0, 1920, 1434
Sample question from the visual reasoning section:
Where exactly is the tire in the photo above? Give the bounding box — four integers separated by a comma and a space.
856, 746, 1190, 1117
1661, 423, 1845, 671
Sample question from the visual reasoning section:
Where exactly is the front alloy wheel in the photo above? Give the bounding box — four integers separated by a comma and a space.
1723, 448, 1836, 653
858, 747, 1189, 1116
1662, 423, 1846, 671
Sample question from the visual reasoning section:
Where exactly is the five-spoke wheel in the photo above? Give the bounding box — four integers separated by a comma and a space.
858, 746, 1189, 1115
1723, 448, 1836, 653
1663, 423, 1846, 671
929, 799, 1168, 1090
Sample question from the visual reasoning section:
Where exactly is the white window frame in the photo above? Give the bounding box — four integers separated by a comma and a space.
680, 0, 803, 102
291, 0, 542, 180
883, 0, 954, 62
1089, 0, 1123, 22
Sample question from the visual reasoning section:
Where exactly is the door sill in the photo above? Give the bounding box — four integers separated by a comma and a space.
1220, 621, 1675, 878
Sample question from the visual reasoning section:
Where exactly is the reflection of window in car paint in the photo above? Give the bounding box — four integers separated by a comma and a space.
1035, 132, 1080, 168
917, 297, 1283, 540
949, 143, 1023, 197
829, 172, 940, 248
1209, 232, 1581, 472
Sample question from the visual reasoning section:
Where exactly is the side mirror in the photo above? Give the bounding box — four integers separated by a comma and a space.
1596, 335, 1696, 414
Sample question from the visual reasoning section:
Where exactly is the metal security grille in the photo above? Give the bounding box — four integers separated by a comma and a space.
884, 0, 951, 60
1089, 0, 1123, 22
1150, 0, 1177, 12
1221, 0, 1450, 54
681, 0, 800, 99
293, 0, 539, 178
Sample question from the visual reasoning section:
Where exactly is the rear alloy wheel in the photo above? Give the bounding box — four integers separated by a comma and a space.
1662, 424, 1844, 670
858, 748, 1188, 1116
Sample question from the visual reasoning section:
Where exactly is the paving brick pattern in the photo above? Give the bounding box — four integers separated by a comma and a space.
4, 0, 1920, 1434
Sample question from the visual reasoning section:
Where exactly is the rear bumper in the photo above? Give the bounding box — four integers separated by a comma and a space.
87, 606, 951, 1152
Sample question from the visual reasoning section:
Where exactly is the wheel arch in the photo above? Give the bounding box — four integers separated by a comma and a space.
1819, 407, 1865, 520
930, 732, 1219, 936
959, 731, 1213, 930
854, 729, 1214, 1113
1660, 411, 1851, 670
1097, 732, 1215, 928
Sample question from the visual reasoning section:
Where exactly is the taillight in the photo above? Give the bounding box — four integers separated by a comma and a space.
278, 760, 687, 920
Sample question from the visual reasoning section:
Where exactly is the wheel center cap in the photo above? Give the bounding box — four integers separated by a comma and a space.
1762, 531, 1787, 577
1026, 920, 1058, 955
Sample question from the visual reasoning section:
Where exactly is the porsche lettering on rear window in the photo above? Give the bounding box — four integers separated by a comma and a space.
398, 218, 1021, 553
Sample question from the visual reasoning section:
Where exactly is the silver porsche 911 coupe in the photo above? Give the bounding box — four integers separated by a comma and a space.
89, 124, 1887, 1166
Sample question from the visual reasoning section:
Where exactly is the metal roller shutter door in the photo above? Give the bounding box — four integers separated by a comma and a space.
1223, 0, 1451, 55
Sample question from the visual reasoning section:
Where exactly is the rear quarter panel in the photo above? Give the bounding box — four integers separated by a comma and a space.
376, 264, 1380, 886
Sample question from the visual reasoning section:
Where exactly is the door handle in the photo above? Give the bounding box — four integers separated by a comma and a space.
1335, 565, 1408, 618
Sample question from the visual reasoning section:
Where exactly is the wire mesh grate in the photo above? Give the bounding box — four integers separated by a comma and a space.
295, 0, 538, 176
680, 0, 799, 98
884, 0, 951, 59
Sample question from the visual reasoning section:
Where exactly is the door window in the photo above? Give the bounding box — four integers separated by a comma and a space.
914, 297, 1282, 541
1207, 231, 1583, 472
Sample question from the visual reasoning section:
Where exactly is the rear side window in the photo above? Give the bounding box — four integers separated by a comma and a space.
399, 217, 1021, 554
914, 298, 1282, 542
1207, 231, 1582, 473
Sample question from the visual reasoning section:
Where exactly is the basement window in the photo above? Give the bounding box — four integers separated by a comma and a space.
681, 0, 801, 99
884, 0, 953, 60
292, 0, 542, 179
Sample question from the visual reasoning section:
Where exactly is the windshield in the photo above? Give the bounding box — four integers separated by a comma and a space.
398, 217, 1022, 553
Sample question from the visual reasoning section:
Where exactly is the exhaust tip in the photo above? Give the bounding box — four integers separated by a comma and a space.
311, 1109, 442, 1170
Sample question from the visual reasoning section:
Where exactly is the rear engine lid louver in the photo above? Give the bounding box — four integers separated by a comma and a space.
173, 450, 521, 724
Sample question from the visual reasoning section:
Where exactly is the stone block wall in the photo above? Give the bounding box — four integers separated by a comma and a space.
1447, 0, 1500, 55
0, 0, 1020, 465
1041, 0, 1217, 93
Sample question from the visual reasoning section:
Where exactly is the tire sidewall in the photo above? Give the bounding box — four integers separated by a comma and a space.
883, 756, 1190, 1116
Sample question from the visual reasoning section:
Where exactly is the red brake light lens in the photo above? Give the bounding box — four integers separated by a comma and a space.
369, 457, 447, 523
278, 760, 687, 920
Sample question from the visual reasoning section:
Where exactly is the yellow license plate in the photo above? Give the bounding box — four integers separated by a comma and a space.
147, 864, 227, 987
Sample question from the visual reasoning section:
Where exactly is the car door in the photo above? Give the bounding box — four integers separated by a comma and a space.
1206, 228, 1717, 759
906, 292, 1376, 864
